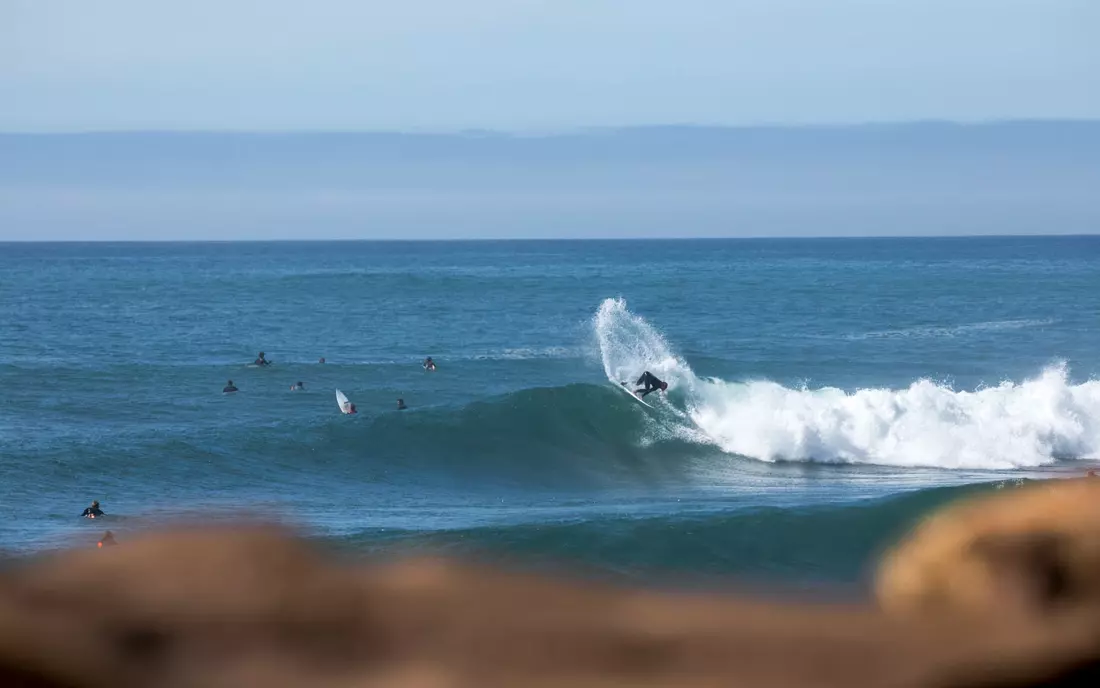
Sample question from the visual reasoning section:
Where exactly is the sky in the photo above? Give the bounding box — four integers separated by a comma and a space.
2, 2, 1098, 240
2, 0, 1098, 132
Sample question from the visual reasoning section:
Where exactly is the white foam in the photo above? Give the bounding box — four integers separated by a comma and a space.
471, 346, 582, 361
593, 297, 691, 391
592, 298, 1100, 469
848, 318, 1055, 341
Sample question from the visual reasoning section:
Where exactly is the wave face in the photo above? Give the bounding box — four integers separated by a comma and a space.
348, 383, 698, 489
592, 298, 1100, 469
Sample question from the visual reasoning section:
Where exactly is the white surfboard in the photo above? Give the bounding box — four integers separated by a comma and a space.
335, 389, 353, 414
614, 381, 655, 408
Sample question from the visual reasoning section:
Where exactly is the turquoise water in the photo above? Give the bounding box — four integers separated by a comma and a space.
3, 238, 1099, 586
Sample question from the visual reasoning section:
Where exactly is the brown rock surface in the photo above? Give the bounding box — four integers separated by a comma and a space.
2, 479, 1100, 687
877, 478, 1100, 618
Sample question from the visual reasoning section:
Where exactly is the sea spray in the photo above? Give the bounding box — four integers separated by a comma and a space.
593, 297, 694, 391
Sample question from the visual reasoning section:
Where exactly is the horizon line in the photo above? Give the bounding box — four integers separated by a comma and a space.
2, 117, 1099, 137
4, 233, 1099, 245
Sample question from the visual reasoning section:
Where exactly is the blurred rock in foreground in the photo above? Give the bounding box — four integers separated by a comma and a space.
3, 480, 1100, 687
878, 478, 1100, 618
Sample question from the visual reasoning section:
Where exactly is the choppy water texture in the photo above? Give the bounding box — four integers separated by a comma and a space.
3, 238, 1099, 586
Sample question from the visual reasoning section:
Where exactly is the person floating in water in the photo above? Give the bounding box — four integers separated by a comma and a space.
223, 380, 239, 393
423, 357, 436, 371
254, 352, 271, 366
98, 531, 117, 548
81, 500, 105, 519
318, 357, 326, 364
397, 398, 407, 410
633, 371, 668, 398
291, 381, 304, 391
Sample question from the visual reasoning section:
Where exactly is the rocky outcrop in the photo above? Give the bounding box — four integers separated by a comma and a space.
3, 480, 1100, 687
877, 478, 1100, 618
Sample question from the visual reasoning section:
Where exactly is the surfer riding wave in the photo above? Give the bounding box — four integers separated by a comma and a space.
632, 371, 668, 398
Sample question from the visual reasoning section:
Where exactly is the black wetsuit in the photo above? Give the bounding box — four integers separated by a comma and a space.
223, 385, 238, 393
635, 371, 666, 398
255, 358, 270, 366
81, 506, 104, 518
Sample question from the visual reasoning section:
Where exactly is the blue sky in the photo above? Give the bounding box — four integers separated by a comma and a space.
2, 3, 1098, 240
3, 0, 1098, 131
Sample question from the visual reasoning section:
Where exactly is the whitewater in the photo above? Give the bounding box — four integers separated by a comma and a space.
594, 297, 1100, 469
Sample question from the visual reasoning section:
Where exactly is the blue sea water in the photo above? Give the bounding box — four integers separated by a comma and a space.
2, 237, 1099, 587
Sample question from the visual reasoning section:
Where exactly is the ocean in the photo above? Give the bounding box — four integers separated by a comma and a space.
3, 237, 1099, 589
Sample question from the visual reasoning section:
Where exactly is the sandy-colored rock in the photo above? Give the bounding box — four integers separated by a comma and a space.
1, 523, 1100, 687
876, 478, 1100, 617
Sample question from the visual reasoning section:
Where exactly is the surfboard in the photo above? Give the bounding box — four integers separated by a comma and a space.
614, 381, 655, 409
336, 389, 353, 414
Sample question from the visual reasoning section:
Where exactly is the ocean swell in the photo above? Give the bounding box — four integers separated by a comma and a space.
334, 482, 1005, 585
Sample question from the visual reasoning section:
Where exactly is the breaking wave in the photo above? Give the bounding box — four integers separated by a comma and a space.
593, 297, 1100, 468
